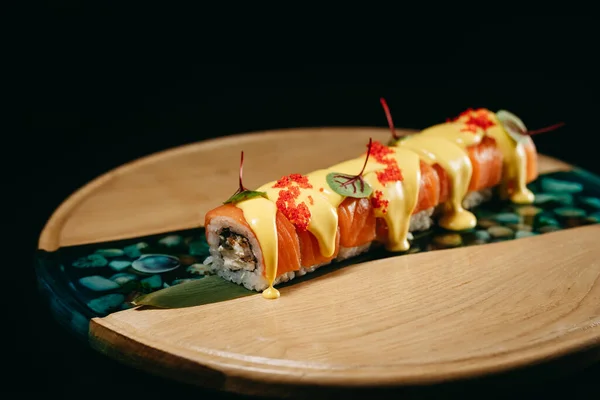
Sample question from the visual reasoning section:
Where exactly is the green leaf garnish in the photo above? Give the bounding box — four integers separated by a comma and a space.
497, 109, 565, 144
223, 151, 267, 205
326, 138, 374, 198
496, 109, 529, 144
224, 190, 267, 204
326, 173, 373, 198
132, 275, 255, 308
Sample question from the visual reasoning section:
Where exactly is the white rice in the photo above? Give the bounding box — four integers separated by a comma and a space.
206, 215, 270, 291
463, 188, 493, 209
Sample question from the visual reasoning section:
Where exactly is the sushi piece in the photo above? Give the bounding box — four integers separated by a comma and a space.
204, 106, 547, 299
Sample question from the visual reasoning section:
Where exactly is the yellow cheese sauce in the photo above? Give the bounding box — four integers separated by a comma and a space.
363, 147, 421, 252
260, 178, 340, 259
485, 115, 535, 204
236, 197, 280, 299
397, 135, 477, 231
419, 121, 484, 147
230, 108, 535, 298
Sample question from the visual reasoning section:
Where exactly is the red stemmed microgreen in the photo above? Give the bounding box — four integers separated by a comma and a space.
526, 122, 566, 136
223, 151, 268, 204
326, 138, 374, 198
497, 109, 566, 143
381, 97, 410, 144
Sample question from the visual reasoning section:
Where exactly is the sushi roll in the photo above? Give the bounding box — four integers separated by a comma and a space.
204, 105, 545, 299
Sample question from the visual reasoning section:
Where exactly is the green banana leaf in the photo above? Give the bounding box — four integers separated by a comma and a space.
132, 276, 255, 308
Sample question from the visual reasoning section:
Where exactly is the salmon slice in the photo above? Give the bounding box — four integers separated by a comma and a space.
467, 135, 504, 192
428, 135, 536, 202
413, 160, 440, 214
297, 229, 340, 268
433, 163, 451, 204
430, 135, 533, 198
205, 204, 301, 278
205, 203, 248, 231
337, 197, 376, 248
275, 211, 302, 275
375, 160, 441, 242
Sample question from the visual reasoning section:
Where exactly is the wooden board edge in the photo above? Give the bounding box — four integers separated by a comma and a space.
88, 317, 341, 398
88, 312, 600, 398
88, 317, 229, 391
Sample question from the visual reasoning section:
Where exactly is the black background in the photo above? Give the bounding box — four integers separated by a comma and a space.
15, 7, 600, 398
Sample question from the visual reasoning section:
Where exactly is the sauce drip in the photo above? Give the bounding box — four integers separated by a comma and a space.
398, 135, 477, 231
262, 286, 280, 299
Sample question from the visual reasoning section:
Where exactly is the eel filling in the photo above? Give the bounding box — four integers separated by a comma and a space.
217, 228, 257, 271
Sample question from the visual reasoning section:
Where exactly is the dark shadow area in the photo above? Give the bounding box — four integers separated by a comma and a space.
14, 5, 600, 399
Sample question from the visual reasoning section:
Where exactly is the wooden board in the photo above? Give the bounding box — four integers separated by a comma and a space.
38, 127, 599, 397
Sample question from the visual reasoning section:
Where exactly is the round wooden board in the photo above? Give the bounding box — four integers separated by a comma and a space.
38, 127, 600, 397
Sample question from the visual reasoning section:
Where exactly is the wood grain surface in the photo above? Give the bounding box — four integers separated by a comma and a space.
37, 127, 599, 397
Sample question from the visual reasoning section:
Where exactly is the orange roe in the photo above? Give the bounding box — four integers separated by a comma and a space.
273, 173, 312, 232
376, 163, 403, 185
307, 195, 314, 205
460, 124, 479, 133
319, 187, 324, 192
273, 173, 313, 189
450, 108, 496, 133
368, 140, 403, 185
276, 198, 311, 232
368, 141, 394, 162
371, 190, 389, 213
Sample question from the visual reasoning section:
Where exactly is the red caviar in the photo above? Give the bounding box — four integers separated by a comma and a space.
376, 163, 403, 185
369, 141, 394, 162
371, 190, 389, 213
276, 198, 311, 232
273, 173, 313, 189
273, 173, 312, 232
450, 108, 496, 133
368, 140, 404, 185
